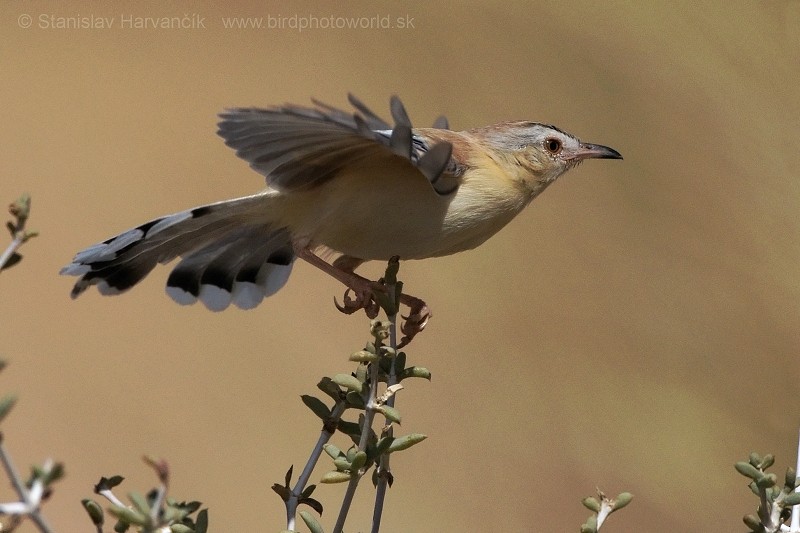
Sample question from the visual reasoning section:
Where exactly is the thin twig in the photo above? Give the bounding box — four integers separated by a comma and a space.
286, 401, 347, 530
371, 286, 398, 533
0, 437, 27, 500
0, 437, 55, 533
0, 193, 37, 273
0, 237, 24, 272
333, 357, 380, 533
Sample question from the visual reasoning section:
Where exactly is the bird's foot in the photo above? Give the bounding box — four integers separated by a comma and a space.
398, 293, 430, 348
333, 279, 431, 348
294, 247, 431, 346
334, 284, 381, 319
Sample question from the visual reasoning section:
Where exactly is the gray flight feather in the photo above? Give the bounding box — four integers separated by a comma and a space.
217, 95, 460, 196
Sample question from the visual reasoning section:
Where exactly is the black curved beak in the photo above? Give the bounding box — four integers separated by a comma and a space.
571, 143, 623, 161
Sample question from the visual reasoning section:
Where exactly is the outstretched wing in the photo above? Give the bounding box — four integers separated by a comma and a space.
217, 94, 462, 196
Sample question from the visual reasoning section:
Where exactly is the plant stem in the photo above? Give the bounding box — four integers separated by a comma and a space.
286, 401, 347, 530
0, 193, 34, 274
371, 293, 398, 533
0, 438, 55, 533
332, 359, 380, 533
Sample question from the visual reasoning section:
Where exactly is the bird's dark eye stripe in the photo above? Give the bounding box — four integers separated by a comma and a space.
544, 138, 562, 154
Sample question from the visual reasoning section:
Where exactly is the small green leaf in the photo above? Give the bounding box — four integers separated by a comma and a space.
162, 507, 184, 524
387, 433, 426, 453
195, 509, 209, 533
400, 366, 432, 381
375, 437, 394, 457
333, 374, 363, 393
300, 510, 325, 533
768, 485, 781, 502
377, 405, 401, 424
323, 444, 344, 459
757, 473, 777, 489
301, 395, 331, 420
379, 346, 396, 358
300, 496, 323, 515
0, 395, 17, 423
333, 458, 351, 471
786, 468, 798, 491
761, 454, 775, 469
317, 378, 342, 401
81, 498, 104, 526
345, 446, 358, 462
42, 461, 65, 484
783, 492, 800, 506
170, 525, 193, 533
749, 452, 763, 467
355, 363, 368, 383
336, 420, 362, 439
301, 484, 316, 499
272, 483, 291, 501
350, 350, 378, 362
345, 391, 365, 409
379, 355, 393, 374
128, 492, 151, 516
580, 515, 598, 533
107, 505, 148, 526
285, 465, 294, 487
0, 253, 21, 270
393, 352, 407, 375
736, 461, 763, 481
581, 496, 601, 512
612, 492, 633, 511
349, 451, 367, 472
95, 475, 125, 493
320, 471, 352, 484
173, 499, 201, 515
743, 513, 761, 530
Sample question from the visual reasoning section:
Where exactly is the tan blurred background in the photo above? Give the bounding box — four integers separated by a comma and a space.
1, 1, 799, 531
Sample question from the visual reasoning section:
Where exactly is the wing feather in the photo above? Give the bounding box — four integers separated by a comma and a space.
217, 95, 462, 196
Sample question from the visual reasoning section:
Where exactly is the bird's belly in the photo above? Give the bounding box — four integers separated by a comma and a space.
287, 175, 527, 260
279, 159, 530, 261
308, 187, 460, 260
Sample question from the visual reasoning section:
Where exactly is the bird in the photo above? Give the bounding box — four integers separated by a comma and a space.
62, 94, 622, 341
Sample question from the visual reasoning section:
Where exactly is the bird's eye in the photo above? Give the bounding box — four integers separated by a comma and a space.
544, 137, 563, 155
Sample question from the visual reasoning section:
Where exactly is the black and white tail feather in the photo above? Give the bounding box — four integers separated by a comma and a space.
61, 193, 295, 311
61, 94, 456, 310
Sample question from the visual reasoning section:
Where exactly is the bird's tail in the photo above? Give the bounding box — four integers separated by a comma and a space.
61, 193, 295, 311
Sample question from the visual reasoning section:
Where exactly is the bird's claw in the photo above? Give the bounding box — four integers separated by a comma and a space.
334, 288, 380, 318
399, 301, 431, 348
334, 281, 431, 348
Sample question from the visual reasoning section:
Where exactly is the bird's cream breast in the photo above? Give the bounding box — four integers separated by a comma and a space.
274, 153, 533, 260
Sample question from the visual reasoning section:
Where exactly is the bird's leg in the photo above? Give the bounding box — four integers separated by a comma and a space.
293, 247, 430, 346
293, 247, 379, 317
329, 255, 380, 317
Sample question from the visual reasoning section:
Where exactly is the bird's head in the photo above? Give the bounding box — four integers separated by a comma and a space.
476, 121, 622, 188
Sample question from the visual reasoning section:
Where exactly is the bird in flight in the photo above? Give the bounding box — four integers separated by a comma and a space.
62, 94, 622, 342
